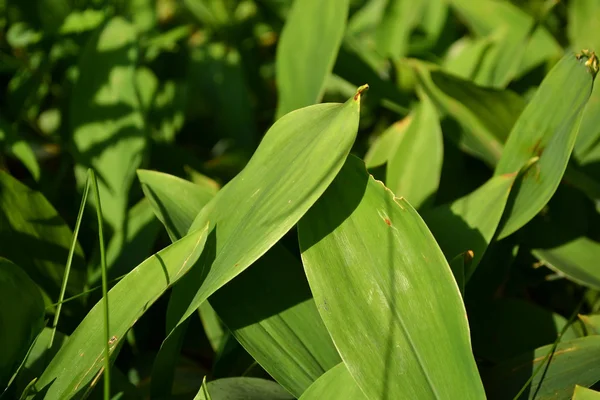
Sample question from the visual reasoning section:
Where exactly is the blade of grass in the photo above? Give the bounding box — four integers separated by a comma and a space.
48, 173, 90, 350
89, 169, 110, 400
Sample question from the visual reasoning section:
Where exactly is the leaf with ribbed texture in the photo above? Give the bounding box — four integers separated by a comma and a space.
299, 155, 485, 399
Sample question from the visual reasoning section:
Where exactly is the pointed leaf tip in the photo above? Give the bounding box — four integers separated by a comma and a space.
354, 84, 369, 101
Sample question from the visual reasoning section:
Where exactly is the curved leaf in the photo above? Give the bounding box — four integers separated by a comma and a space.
425, 173, 515, 277
194, 377, 293, 400
495, 53, 594, 238
33, 224, 210, 399
298, 155, 485, 399
169, 87, 365, 332
574, 385, 600, 400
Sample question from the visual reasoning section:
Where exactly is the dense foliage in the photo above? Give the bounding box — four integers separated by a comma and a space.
2, 0, 600, 399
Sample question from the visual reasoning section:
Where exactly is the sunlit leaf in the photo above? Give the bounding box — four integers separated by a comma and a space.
298, 155, 485, 399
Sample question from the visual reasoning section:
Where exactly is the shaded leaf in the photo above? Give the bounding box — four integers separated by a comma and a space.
484, 336, 600, 400
364, 116, 411, 169
0, 258, 44, 390
72, 17, 146, 232
0, 171, 85, 299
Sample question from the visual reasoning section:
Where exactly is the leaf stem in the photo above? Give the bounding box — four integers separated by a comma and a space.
90, 169, 110, 399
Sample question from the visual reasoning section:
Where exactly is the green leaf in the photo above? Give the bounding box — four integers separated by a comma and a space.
364, 116, 411, 169
574, 73, 600, 165
0, 117, 40, 181
579, 314, 600, 335
0, 258, 44, 390
484, 336, 600, 400
495, 53, 594, 239
198, 302, 225, 352
33, 224, 210, 399
415, 63, 525, 166
95, 199, 161, 283
386, 94, 443, 209
574, 385, 600, 400
375, 0, 425, 59
169, 87, 364, 333
209, 244, 341, 396
193, 377, 293, 400
299, 364, 366, 400
72, 17, 146, 232
0, 171, 85, 300
568, 0, 600, 54
275, 0, 349, 118
10, 328, 67, 396
138, 170, 216, 241
470, 299, 582, 363
533, 237, 600, 291
298, 155, 486, 399
447, 0, 561, 78
424, 174, 515, 277
141, 169, 340, 396
59, 9, 105, 34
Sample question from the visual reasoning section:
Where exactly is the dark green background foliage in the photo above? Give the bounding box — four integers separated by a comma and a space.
2, 0, 600, 399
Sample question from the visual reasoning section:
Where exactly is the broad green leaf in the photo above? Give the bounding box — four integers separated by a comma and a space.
424, 174, 515, 277
33, 224, 210, 399
484, 336, 600, 400
72, 17, 146, 232
470, 299, 582, 363
495, 53, 593, 238
275, 0, 349, 118
298, 155, 485, 399
142, 169, 340, 396
0, 258, 44, 390
448, 0, 561, 77
386, 94, 443, 209
0, 171, 85, 299
574, 385, 600, 400
138, 170, 215, 241
299, 364, 366, 400
533, 237, 600, 291
170, 87, 364, 333
209, 244, 341, 396
415, 64, 525, 166
568, 0, 600, 54
193, 377, 293, 400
